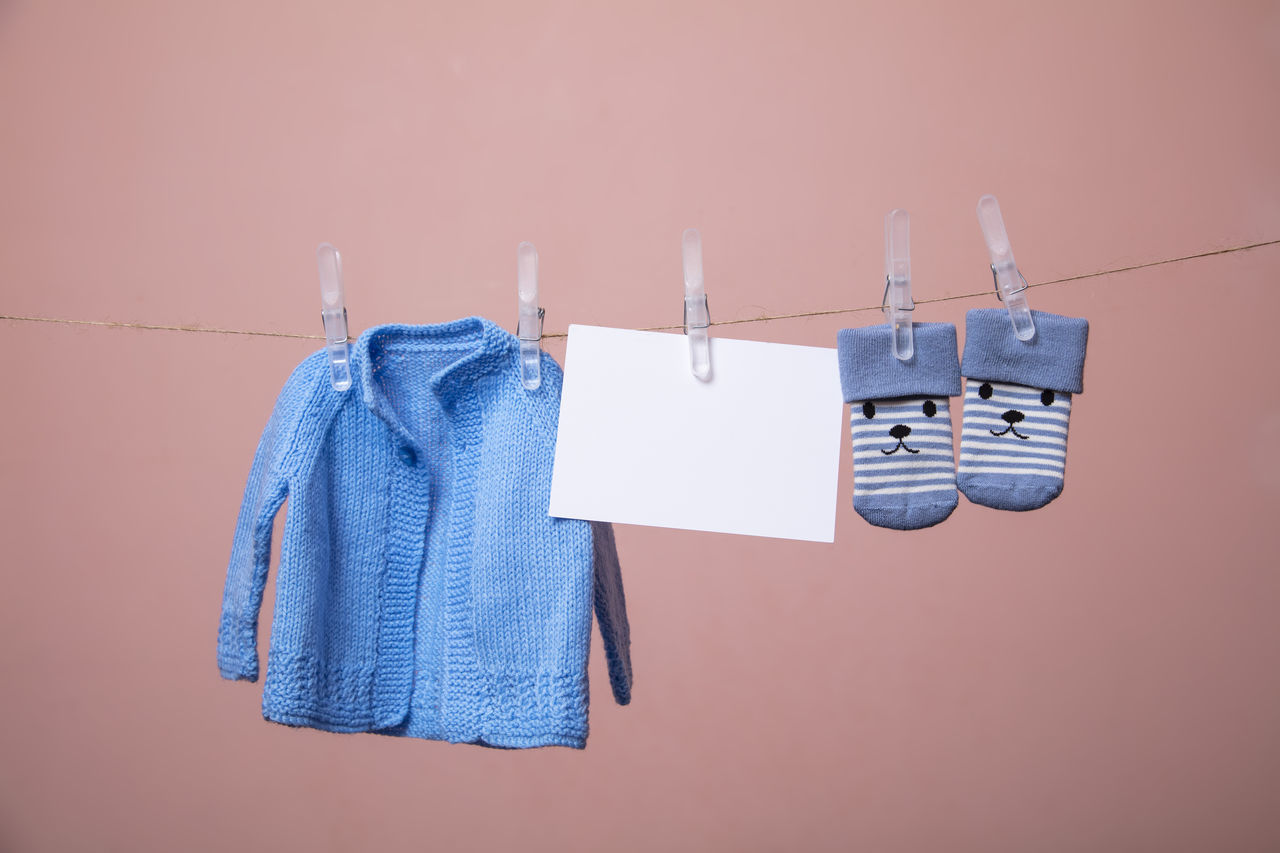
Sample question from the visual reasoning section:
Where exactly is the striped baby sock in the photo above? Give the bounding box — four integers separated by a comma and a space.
836, 323, 962, 530
958, 308, 1089, 510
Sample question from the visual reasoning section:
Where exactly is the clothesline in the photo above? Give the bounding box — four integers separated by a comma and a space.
2, 238, 1275, 342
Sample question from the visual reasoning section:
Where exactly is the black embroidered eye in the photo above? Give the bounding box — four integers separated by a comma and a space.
922, 400, 937, 417
1041, 389, 1055, 406
862, 401, 876, 419
979, 382, 993, 400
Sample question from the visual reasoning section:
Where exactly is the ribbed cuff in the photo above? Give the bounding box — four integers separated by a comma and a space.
960, 309, 1089, 393
836, 323, 961, 402
216, 614, 259, 682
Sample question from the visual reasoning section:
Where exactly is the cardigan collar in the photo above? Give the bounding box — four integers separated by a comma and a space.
351, 317, 514, 448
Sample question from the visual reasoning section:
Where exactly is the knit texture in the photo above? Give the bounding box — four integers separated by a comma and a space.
837, 323, 962, 530
959, 309, 1089, 394
958, 309, 1090, 511
836, 322, 962, 402
217, 316, 632, 749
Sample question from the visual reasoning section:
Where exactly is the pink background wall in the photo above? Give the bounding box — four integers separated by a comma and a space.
2, 2, 1279, 850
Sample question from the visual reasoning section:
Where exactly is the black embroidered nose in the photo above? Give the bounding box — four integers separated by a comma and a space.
889, 424, 911, 439
1001, 410, 1024, 424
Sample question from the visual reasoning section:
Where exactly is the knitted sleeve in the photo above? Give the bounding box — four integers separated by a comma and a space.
216, 355, 319, 682
591, 521, 632, 705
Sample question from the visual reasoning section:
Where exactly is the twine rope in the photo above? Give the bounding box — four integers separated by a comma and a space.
2, 238, 1275, 342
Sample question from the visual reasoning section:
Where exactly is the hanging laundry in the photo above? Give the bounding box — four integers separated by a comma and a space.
216, 316, 632, 749
958, 309, 1089, 510
836, 323, 963, 530
964, 195, 1090, 510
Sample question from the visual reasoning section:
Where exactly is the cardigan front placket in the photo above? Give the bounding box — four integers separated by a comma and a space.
436, 385, 485, 742
371, 431, 433, 729
349, 319, 515, 737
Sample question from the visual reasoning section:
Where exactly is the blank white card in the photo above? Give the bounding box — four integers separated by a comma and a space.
549, 325, 845, 542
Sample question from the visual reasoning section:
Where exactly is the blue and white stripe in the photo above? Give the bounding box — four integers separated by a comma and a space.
850, 397, 955, 497
958, 380, 1071, 480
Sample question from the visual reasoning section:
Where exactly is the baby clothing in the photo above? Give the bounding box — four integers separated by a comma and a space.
958, 308, 1089, 510
217, 316, 632, 749
836, 323, 963, 530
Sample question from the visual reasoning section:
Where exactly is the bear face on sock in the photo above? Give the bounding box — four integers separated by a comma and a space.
967, 381, 1071, 444
855, 397, 948, 456
849, 396, 959, 529
958, 379, 1071, 507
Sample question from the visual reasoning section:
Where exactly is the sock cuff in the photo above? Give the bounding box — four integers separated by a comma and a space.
961, 309, 1089, 394
836, 323, 962, 402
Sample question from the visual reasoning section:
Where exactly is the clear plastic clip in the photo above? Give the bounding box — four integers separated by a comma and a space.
976, 194, 1035, 341
516, 241, 544, 391
882, 208, 914, 360
316, 242, 352, 392
681, 228, 712, 381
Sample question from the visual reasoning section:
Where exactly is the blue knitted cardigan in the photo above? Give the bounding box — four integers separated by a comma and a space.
217, 316, 632, 749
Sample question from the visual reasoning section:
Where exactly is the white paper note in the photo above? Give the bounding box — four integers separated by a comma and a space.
549, 325, 845, 542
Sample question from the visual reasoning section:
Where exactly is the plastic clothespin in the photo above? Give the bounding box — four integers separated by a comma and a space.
516, 241, 545, 391
317, 243, 352, 392
882, 208, 914, 360
682, 228, 712, 381
977, 194, 1035, 341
